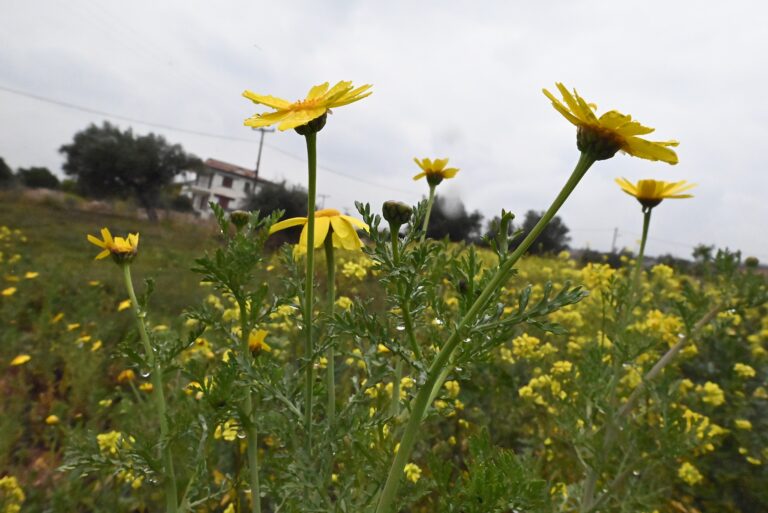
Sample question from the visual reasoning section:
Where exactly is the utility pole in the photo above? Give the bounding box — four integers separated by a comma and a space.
251, 127, 275, 192
611, 227, 619, 253
317, 193, 330, 209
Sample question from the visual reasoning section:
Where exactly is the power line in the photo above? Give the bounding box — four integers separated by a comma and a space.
0, 84, 415, 195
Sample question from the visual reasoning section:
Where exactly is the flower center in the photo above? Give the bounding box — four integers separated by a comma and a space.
292, 98, 319, 110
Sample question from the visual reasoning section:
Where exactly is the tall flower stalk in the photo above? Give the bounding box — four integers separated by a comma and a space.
243, 80, 372, 446
323, 235, 336, 427
237, 303, 262, 513
374, 151, 597, 513
122, 264, 178, 513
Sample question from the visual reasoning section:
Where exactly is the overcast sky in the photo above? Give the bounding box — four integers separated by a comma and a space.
1, 0, 766, 259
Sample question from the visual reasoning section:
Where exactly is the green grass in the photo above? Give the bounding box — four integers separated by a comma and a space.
0, 192, 219, 318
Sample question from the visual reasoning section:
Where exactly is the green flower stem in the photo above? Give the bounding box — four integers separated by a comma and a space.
389, 227, 413, 417
238, 305, 262, 513
374, 152, 596, 513
122, 264, 178, 513
324, 235, 336, 427
420, 185, 437, 242
303, 132, 318, 444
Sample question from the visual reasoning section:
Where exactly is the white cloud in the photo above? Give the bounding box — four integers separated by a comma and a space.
1, 0, 766, 259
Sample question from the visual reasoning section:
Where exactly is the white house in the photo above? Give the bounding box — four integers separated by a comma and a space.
181, 158, 271, 219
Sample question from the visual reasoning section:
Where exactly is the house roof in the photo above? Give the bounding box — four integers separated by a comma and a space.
204, 158, 258, 179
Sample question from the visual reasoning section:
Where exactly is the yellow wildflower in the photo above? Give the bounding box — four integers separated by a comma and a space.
248, 329, 272, 353
335, 295, 353, 310
139, 382, 153, 392
551, 360, 573, 374
444, 380, 461, 398
66, 323, 80, 331
87, 227, 139, 262
45, 415, 60, 425
735, 419, 752, 430
117, 299, 132, 312
24, 271, 39, 279
697, 381, 725, 407
543, 82, 679, 163
412, 157, 459, 186
2, 286, 16, 296
0, 475, 25, 513
403, 463, 422, 483
243, 81, 372, 131
116, 369, 136, 384
615, 178, 695, 209
97, 430, 130, 455
677, 462, 703, 486
269, 208, 369, 256
10, 354, 31, 366
50, 312, 64, 324
214, 419, 239, 442
734, 363, 756, 378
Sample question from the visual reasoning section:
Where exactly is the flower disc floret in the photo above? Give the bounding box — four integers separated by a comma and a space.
615, 178, 695, 209
243, 81, 372, 132
412, 157, 459, 187
87, 227, 139, 263
543, 83, 679, 163
269, 208, 369, 255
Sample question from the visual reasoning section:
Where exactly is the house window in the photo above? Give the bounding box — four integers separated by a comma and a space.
199, 194, 210, 210
196, 173, 209, 187
207, 174, 214, 188
222, 176, 233, 188
244, 182, 251, 194
217, 196, 231, 210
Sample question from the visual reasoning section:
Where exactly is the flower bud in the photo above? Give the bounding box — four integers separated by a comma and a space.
230, 210, 250, 230
382, 201, 413, 227
294, 112, 328, 136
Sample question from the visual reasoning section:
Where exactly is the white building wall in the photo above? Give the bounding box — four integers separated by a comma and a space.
182, 171, 260, 219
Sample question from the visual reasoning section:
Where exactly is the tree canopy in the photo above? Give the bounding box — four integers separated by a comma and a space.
510, 209, 571, 254
59, 122, 201, 220
17, 167, 60, 189
426, 195, 484, 243
0, 157, 13, 187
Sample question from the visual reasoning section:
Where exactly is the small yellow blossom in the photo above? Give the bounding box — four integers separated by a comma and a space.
45, 415, 60, 425
1, 286, 16, 296
117, 369, 136, 384
697, 381, 725, 407
412, 157, 459, 186
0, 475, 25, 513
50, 312, 64, 324
377, 343, 391, 354
677, 462, 703, 486
444, 380, 461, 398
734, 419, 752, 430
335, 295, 354, 310
214, 419, 240, 442
615, 178, 695, 209
243, 81, 372, 131
66, 323, 80, 331
87, 227, 139, 261
139, 382, 153, 392
248, 329, 272, 353
90, 340, 102, 351
24, 271, 39, 279
97, 431, 130, 455
10, 354, 31, 366
403, 463, 422, 483
551, 360, 573, 374
117, 299, 132, 312
734, 363, 756, 378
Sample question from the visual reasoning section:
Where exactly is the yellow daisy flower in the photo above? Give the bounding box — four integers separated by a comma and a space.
269, 208, 369, 254
87, 227, 139, 262
243, 81, 372, 132
543, 83, 679, 163
248, 329, 272, 353
615, 178, 695, 209
412, 158, 459, 186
